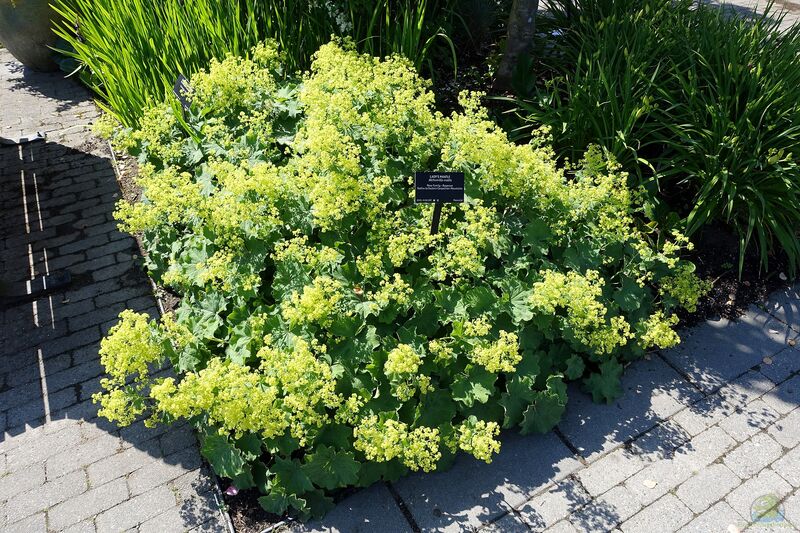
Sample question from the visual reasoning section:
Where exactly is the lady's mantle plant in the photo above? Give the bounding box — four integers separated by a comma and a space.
96, 41, 709, 519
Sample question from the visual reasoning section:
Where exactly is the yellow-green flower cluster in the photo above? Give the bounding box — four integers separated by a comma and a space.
637, 311, 681, 350
659, 264, 712, 312
353, 416, 441, 472
369, 274, 413, 308
470, 331, 522, 373
282, 276, 345, 327
149, 359, 284, 439
384, 344, 422, 375
530, 270, 633, 353
257, 339, 340, 444
456, 418, 502, 463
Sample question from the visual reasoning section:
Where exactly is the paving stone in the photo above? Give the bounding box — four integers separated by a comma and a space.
569, 485, 642, 533
772, 446, 800, 488
4, 469, 87, 524
4, 512, 46, 533
766, 408, 800, 448
780, 490, 800, 532
620, 494, 693, 533
45, 432, 121, 480
95, 484, 176, 532
677, 501, 745, 533
160, 423, 198, 456
61, 519, 97, 533
47, 477, 130, 531
717, 370, 778, 410
626, 420, 691, 461
515, 478, 590, 530
717, 399, 781, 443
762, 374, 800, 415
479, 512, 530, 532
722, 433, 783, 479
293, 483, 410, 533
625, 426, 736, 506
661, 307, 798, 394
547, 521, 580, 533
0, 462, 46, 501
760, 283, 800, 332
127, 447, 202, 496
137, 508, 205, 533
558, 357, 702, 460
675, 463, 741, 513
724, 469, 792, 523
758, 347, 800, 384
575, 448, 646, 497
394, 431, 581, 532
86, 438, 161, 487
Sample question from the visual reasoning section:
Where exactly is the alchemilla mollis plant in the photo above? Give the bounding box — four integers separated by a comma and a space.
95, 40, 710, 519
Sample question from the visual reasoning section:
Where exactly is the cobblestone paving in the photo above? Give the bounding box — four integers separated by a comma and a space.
711, 0, 800, 30
0, 49, 226, 532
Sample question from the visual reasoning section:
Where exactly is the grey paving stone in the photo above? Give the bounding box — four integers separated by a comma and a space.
127, 447, 202, 496
717, 370, 778, 411
61, 519, 97, 533
547, 521, 580, 533
575, 448, 646, 497
515, 478, 590, 531
677, 501, 745, 533
291, 483, 410, 533
45, 432, 121, 480
675, 463, 741, 513
661, 307, 799, 394
717, 399, 781, 443
394, 431, 581, 532
0, 462, 46, 501
626, 420, 691, 461
4, 512, 46, 533
724, 469, 792, 523
475, 512, 529, 532
723, 433, 784, 479
4, 469, 86, 524
558, 357, 701, 460
86, 438, 161, 487
780, 490, 800, 532
758, 347, 800, 385
160, 423, 198, 456
772, 446, 800, 488
762, 374, 800, 415
766, 408, 800, 448
620, 494, 693, 533
95, 484, 176, 531
568, 485, 642, 533
625, 426, 736, 507
760, 283, 800, 333
47, 477, 129, 531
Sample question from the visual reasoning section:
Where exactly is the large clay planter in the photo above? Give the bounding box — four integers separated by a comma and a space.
0, 0, 59, 72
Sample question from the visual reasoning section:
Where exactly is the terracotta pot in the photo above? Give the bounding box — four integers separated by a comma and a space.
0, 0, 59, 72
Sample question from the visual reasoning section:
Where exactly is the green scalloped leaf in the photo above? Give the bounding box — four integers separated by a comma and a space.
583, 359, 624, 404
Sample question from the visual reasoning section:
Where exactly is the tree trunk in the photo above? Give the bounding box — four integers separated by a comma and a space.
495, 0, 539, 90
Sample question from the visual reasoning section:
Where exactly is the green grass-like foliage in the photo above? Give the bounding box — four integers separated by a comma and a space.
96, 41, 708, 519
507, 0, 800, 274
52, 0, 458, 127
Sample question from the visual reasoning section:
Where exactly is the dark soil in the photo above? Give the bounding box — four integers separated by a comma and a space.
225, 489, 293, 533
676, 223, 795, 327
